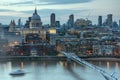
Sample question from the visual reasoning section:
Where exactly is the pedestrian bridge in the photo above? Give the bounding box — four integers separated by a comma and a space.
60, 51, 118, 80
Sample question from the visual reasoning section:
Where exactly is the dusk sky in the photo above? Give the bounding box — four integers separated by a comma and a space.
0, 0, 120, 25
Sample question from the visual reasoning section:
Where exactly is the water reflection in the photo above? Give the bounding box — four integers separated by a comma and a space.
115, 62, 119, 69
64, 63, 84, 80
0, 60, 120, 80
107, 61, 110, 70
20, 62, 24, 69
88, 61, 120, 69
0, 62, 12, 73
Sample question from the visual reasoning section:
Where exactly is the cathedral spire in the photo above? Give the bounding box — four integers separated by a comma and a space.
13, 20, 16, 26
35, 7, 37, 14
10, 20, 13, 24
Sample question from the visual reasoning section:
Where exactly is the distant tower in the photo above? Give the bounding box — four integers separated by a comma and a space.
107, 14, 113, 27
50, 13, 56, 27
25, 17, 31, 28
69, 14, 74, 28
69, 14, 74, 27
55, 21, 60, 27
18, 18, 21, 27
9, 20, 16, 32
119, 20, 120, 27
13, 20, 16, 26
98, 16, 102, 26
112, 21, 118, 28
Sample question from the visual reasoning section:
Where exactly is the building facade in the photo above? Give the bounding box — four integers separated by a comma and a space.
107, 14, 113, 27
9, 20, 16, 32
119, 20, 120, 27
68, 14, 74, 28
98, 16, 102, 26
29, 8, 42, 29
50, 13, 56, 27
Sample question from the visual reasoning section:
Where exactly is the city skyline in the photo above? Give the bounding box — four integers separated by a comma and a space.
0, 0, 120, 25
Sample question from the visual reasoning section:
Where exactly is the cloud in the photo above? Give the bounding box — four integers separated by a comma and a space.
38, 0, 92, 5
0, 8, 119, 25
0, 0, 92, 6
0, 9, 14, 12
0, 0, 119, 25
21, 9, 91, 24
22, 9, 90, 18
9, 1, 33, 6
0, 8, 90, 25
0, 9, 31, 17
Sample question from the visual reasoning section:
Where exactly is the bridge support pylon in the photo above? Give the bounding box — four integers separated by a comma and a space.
67, 58, 71, 64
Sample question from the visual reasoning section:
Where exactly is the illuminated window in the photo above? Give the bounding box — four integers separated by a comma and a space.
49, 29, 56, 34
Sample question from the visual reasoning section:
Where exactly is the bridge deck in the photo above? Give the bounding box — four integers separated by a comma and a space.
60, 51, 118, 80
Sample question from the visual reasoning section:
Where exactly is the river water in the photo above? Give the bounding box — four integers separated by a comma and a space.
0, 60, 120, 80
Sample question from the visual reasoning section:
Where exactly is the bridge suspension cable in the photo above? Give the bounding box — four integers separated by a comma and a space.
60, 51, 118, 80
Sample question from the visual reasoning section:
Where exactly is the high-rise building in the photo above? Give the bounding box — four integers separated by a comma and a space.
112, 21, 118, 28
50, 13, 56, 27
98, 16, 102, 26
25, 17, 31, 28
68, 14, 74, 28
107, 14, 113, 27
18, 18, 21, 27
55, 21, 60, 27
119, 20, 120, 27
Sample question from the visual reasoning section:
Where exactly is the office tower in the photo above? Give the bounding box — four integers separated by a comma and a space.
55, 21, 60, 27
98, 16, 102, 26
107, 14, 113, 27
25, 17, 31, 28
112, 21, 118, 28
50, 13, 56, 27
119, 20, 120, 27
18, 18, 21, 27
69, 14, 74, 28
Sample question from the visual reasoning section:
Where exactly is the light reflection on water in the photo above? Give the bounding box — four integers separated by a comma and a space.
0, 60, 120, 80
115, 62, 119, 69
107, 61, 110, 70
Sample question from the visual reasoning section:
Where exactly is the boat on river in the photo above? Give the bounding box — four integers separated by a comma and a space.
9, 70, 25, 76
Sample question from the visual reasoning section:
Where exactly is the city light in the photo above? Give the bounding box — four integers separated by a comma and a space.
49, 29, 56, 34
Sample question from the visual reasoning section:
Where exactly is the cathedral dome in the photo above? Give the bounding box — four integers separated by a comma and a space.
31, 8, 41, 21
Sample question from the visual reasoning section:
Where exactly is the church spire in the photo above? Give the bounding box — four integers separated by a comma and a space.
10, 20, 13, 25
35, 7, 37, 14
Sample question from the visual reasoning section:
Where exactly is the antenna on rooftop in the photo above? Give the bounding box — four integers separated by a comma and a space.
86, 10, 93, 20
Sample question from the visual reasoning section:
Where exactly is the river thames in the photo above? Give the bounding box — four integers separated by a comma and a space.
0, 60, 120, 80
